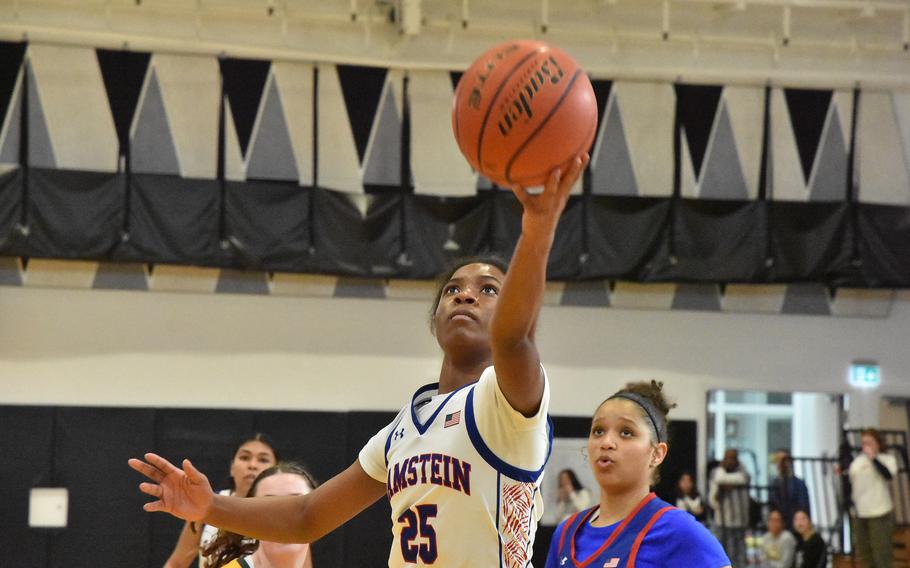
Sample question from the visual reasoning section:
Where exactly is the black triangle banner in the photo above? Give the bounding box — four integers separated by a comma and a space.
449, 71, 463, 92
674, 84, 723, 180
589, 79, 613, 153
96, 49, 152, 154
784, 88, 833, 186
219, 57, 271, 158
0, 42, 26, 129
336, 64, 387, 164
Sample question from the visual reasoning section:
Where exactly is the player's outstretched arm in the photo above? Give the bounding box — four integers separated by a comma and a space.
129, 454, 386, 543
490, 153, 589, 417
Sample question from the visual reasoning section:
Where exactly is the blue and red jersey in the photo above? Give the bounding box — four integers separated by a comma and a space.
545, 493, 730, 568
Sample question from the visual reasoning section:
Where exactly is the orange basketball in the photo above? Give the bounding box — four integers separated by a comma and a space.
452, 39, 598, 188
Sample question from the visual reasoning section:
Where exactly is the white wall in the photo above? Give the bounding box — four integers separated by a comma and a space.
3, 285, 910, 486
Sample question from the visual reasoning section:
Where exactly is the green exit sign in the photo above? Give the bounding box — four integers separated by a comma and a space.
849, 362, 881, 388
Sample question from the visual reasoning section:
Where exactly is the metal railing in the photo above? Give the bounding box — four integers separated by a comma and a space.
708, 432, 910, 566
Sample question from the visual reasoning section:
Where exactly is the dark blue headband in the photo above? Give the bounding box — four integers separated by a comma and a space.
608, 392, 668, 444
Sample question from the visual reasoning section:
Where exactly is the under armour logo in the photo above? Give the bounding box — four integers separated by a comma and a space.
392, 427, 405, 441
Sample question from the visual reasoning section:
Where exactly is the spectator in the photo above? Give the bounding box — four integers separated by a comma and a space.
769, 449, 810, 532
554, 468, 592, 522
709, 449, 750, 568
204, 462, 318, 568
675, 471, 706, 523
793, 510, 825, 568
849, 428, 898, 568
760, 509, 796, 568
162, 434, 280, 568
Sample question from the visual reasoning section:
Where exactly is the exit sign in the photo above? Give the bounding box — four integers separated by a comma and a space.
849, 362, 881, 388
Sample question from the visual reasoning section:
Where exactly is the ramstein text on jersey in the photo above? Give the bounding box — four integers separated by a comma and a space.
387, 453, 472, 499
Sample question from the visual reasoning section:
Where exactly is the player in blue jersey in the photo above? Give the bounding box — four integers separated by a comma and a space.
129, 153, 589, 567
546, 381, 731, 568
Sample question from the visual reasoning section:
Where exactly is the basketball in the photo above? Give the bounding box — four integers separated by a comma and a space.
451, 39, 598, 188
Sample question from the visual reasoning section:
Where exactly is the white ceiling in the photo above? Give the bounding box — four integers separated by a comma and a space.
1, 0, 909, 87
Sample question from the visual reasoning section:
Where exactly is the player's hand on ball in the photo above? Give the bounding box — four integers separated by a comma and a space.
511, 152, 589, 226
129, 453, 214, 522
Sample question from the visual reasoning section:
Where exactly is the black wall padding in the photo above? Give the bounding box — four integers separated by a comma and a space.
664, 200, 768, 282
148, 409, 257, 567
856, 203, 910, 287
224, 180, 313, 271
2, 169, 910, 286
23, 169, 122, 258
581, 196, 672, 280
119, 174, 221, 265
0, 406, 54, 567
54, 407, 156, 567
0, 404, 398, 568
0, 168, 22, 247
766, 201, 854, 283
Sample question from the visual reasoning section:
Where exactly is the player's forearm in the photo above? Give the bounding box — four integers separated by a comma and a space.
204, 493, 315, 543
204, 461, 385, 544
491, 219, 555, 346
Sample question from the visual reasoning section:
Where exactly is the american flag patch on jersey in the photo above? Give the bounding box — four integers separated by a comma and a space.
444, 411, 461, 428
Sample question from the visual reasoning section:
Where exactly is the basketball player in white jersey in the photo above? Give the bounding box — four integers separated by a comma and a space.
129, 153, 590, 567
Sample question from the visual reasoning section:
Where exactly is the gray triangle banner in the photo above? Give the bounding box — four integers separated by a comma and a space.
0, 257, 22, 286
92, 262, 149, 290
27, 65, 55, 169
0, 82, 20, 165
215, 269, 270, 295
592, 97, 637, 196
132, 69, 180, 175
699, 103, 749, 200
560, 281, 610, 307
781, 283, 831, 315
247, 78, 299, 181
809, 109, 847, 201
671, 283, 722, 311
362, 85, 402, 187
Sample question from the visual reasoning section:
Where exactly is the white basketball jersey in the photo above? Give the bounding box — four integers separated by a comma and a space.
359, 366, 553, 568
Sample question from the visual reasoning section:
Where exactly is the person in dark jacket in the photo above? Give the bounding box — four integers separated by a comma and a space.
769, 450, 810, 532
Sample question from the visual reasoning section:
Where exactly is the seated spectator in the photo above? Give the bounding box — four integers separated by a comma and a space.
793, 510, 826, 568
769, 449, 810, 532
760, 509, 796, 568
676, 471, 706, 523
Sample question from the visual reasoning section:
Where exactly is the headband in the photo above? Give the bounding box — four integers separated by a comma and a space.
608, 392, 668, 444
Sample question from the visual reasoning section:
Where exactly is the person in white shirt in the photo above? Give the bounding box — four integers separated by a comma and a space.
760, 509, 796, 568
708, 449, 751, 567
849, 428, 898, 568
554, 468, 592, 522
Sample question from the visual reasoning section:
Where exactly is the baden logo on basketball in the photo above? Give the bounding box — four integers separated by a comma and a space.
497, 56, 566, 137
